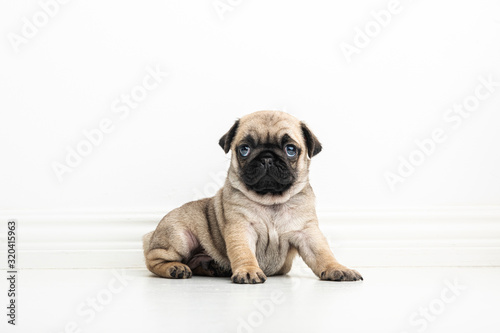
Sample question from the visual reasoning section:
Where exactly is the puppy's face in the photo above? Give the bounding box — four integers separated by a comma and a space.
219, 111, 322, 205
236, 132, 298, 195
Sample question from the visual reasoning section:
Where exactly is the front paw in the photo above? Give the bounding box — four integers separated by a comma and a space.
231, 266, 267, 284
320, 265, 363, 281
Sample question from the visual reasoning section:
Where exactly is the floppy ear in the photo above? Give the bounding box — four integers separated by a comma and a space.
301, 122, 322, 158
219, 120, 240, 154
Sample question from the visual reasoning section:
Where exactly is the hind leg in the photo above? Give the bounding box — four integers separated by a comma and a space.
145, 248, 193, 279
143, 229, 196, 279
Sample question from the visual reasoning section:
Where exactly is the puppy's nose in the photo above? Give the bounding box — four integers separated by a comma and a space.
260, 153, 274, 168
262, 158, 273, 167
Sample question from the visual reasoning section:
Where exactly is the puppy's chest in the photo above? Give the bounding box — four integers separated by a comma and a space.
251, 205, 303, 236
247, 205, 305, 273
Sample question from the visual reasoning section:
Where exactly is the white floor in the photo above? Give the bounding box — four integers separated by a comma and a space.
2, 265, 500, 333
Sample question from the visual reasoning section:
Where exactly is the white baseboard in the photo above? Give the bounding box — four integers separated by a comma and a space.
1, 207, 499, 269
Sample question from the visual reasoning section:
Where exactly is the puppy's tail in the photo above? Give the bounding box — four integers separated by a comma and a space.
142, 231, 154, 253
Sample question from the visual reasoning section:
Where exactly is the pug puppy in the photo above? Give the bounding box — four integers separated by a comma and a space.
143, 111, 362, 284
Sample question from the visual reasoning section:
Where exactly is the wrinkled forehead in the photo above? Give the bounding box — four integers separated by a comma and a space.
235, 116, 303, 147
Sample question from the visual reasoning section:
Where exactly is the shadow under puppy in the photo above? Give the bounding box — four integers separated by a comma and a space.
143, 110, 362, 284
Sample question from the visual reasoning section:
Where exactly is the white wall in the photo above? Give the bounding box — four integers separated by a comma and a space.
1, 0, 500, 214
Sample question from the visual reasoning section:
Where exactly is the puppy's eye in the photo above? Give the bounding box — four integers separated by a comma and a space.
285, 144, 297, 157
239, 145, 251, 157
